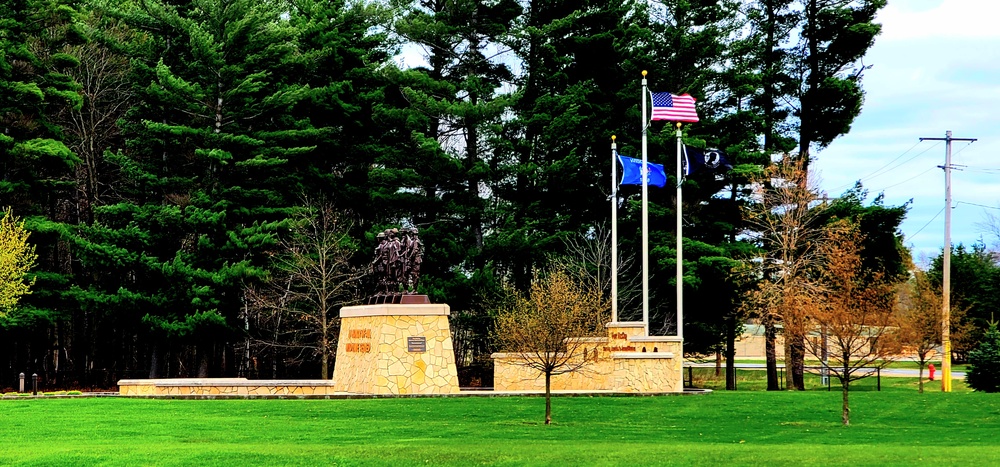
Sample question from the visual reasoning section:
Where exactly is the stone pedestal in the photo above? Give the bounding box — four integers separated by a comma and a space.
332, 304, 460, 395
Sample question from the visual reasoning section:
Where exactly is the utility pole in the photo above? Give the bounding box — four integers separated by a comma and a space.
919, 130, 977, 392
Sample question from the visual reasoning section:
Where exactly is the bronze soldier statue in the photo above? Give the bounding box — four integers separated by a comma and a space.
368, 226, 427, 303
371, 232, 388, 295
386, 228, 402, 293
404, 228, 422, 293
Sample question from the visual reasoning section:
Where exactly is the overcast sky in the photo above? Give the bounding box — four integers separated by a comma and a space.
812, 0, 1000, 264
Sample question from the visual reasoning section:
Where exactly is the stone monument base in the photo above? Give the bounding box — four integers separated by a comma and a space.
332, 303, 459, 395
492, 322, 683, 393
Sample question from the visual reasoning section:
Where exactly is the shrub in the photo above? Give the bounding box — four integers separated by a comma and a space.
966, 322, 1000, 392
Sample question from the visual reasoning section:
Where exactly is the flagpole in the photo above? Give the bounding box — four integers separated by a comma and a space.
611, 135, 618, 323
675, 122, 683, 340
641, 71, 649, 337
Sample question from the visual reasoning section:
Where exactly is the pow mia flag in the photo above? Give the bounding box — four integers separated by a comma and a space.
682, 145, 732, 177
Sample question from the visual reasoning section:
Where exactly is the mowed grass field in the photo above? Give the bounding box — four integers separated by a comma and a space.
2, 380, 998, 466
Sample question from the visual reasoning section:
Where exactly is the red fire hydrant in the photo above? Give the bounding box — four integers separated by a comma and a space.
929, 363, 936, 381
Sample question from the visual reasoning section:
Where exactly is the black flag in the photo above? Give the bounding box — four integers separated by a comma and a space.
683, 145, 732, 176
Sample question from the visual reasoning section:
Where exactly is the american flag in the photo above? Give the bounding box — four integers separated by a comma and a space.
651, 92, 699, 123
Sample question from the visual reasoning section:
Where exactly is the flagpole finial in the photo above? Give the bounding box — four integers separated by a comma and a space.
642, 70, 647, 77
676, 122, 682, 129
611, 135, 616, 141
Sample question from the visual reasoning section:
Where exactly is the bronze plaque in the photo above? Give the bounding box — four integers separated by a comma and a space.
407, 336, 427, 353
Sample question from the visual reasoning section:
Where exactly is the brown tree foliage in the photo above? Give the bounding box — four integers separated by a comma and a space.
743, 156, 830, 390
493, 268, 608, 424
806, 221, 901, 426
896, 268, 971, 393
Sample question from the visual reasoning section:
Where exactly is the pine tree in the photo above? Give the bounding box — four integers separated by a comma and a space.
966, 322, 1000, 393
795, 0, 886, 175
74, 0, 320, 377
0, 0, 86, 386
384, 0, 519, 305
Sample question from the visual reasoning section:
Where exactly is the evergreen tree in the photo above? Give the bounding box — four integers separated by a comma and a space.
966, 322, 1000, 393
0, 0, 86, 386
929, 242, 1000, 358
74, 0, 320, 377
795, 0, 886, 175
385, 0, 518, 302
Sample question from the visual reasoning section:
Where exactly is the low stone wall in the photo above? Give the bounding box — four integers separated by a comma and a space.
117, 378, 338, 396
613, 350, 681, 393
492, 322, 684, 393
332, 304, 460, 395
492, 338, 613, 391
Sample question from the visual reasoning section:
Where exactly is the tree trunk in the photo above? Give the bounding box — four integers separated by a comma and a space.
841, 379, 850, 426
765, 320, 779, 390
321, 311, 329, 380
726, 315, 737, 390
715, 350, 722, 377
787, 333, 805, 390
545, 371, 552, 425
321, 337, 329, 380
918, 363, 925, 394
149, 344, 161, 379
197, 343, 210, 378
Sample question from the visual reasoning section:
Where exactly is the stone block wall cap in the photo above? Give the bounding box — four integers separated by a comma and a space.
118, 378, 249, 385
119, 378, 338, 387
491, 351, 567, 359
629, 336, 684, 343
565, 337, 608, 343
612, 352, 676, 359
606, 321, 645, 328
340, 303, 450, 317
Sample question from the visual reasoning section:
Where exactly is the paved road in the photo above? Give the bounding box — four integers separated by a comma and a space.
687, 362, 965, 379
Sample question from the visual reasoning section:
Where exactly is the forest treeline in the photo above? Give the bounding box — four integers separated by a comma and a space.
0, 0, 942, 389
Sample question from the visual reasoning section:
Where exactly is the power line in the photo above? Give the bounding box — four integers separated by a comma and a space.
878, 166, 938, 190
956, 200, 1000, 211
827, 140, 940, 193
909, 206, 946, 238
857, 140, 925, 181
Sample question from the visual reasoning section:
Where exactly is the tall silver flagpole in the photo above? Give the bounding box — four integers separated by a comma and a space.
611, 135, 618, 323
641, 71, 649, 336
676, 123, 684, 339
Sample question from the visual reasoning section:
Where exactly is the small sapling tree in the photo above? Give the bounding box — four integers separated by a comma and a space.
806, 221, 901, 426
493, 267, 608, 424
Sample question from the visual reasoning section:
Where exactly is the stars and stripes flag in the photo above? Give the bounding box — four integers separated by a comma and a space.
650, 92, 699, 123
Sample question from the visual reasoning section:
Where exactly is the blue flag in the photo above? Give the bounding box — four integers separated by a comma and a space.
683, 146, 731, 176
618, 154, 667, 187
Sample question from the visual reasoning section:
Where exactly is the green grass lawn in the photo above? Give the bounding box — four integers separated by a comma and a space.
723, 359, 970, 372
2, 384, 1000, 466
688, 366, 969, 392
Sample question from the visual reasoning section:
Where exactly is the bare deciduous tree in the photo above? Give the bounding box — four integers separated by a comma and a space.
246, 200, 363, 379
896, 268, 971, 393
550, 224, 641, 321
743, 156, 830, 390
46, 17, 135, 222
493, 268, 608, 424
